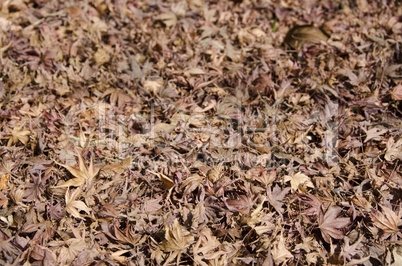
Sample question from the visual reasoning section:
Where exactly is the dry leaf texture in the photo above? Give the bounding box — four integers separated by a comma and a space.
0, 0, 401, 265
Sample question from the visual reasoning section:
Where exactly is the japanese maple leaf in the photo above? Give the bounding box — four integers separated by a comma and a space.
159, 219, 194, 265
65, 188, 90, 219
272, 234, 293, 264
318, 205, 350, 243
6, 127, 31, 146
284, 172, 314, 192
266, 184, 290, 215
371, 206, 402, 240
55, 152, 99, 188
101, 88, 132, 107
363, 127, 388, 143
193, 227, 221, 265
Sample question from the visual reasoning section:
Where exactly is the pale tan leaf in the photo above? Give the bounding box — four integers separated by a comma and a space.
363, 127, 388, 143
272, 234, 293, 263
94, 47, 110, 65
371, 206, 401, 239
0, 174, 9, 191
55, 153, 99, 188
160, 219, 194, 252
7, 127, 31, 146
284, 172, 314, 192
143, 80, 163, 94
65, 188, 90, 219
385, 137, 402, 161
184, 68, 206, 76
391, 83, 402, 100
155, 12, 177, 27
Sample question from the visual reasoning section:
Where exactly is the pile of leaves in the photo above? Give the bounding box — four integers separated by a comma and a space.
0, 0, 401, 265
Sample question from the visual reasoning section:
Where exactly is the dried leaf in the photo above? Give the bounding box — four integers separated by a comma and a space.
65, 188, 90, 219
391, 83, 402, 100
184, 68, 206, 76
151, 171, 174, 190
318, 206, 350, 243
363, 127, 388, 142
7, 127, 31, 146
272, 234, 293, 263
143, 80, 163, 94
55, 152, 99, 188
384, 137, 402, 161
0, 174, 9, 191
155, 12, 177, 27
285, 25, 329, 49
160, 219, 194, 261
371, 206, 401, 240
284, 172, 314, 192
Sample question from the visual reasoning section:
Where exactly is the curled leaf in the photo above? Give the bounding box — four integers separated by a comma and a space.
285, 25, 329, 50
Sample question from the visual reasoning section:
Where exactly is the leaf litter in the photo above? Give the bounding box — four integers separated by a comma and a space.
0, 0, 401, 265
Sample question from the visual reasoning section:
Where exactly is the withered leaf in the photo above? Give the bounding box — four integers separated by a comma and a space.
391, 83, 402, 100
266, 184, 290, 214
285, 25, 329, 49
150, 171, 174, 190
159, 219, 194, 263
272, 234, 293, 264
65, 188, 90, 219
371, 206, 401, 240
318, 206, 350, 243
155, 12, 177, 27
0, 174, 9, 191
7, 127, 31, 146
284, 172, 314, 192
55, 152, 99, 188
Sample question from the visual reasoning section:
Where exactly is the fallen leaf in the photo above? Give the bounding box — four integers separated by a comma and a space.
55, 152, 99, 188
160, 219, 194, 264
272, 234, 293, 264
391, 83, 402, 100
284, 172, 314, 192
384, 137, 402, 161
143, 80, 163, 94
0, 174, 9, 191
7, 127, 31, 146
318, 205, 350, 243
285, 25, 329, 49
371, 206, 401, 240
155, 12, 177, 27
363, 127, 388, 142
184, 68, 206, 76
65, 188, 90, 219
150, 171, 174, 190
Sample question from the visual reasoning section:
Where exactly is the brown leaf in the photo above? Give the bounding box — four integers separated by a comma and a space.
285, 25, 329, 50
151, 171, 174, 190
6, 127, 31, 146
384, 137, 402, 161
391, 83, 402, 100
155, 12, 177, 27
284, 172, 314, 192
363, 127, 388, 143
160, 219, 194, 263
318, 206, 350, 243
272, 234, 293, 263
247, 167, 276, 186
371, 206, 401, 240
65, 188, 90, 219
266, 184, 290, 214
0, 174, 9, 191
55, 152, 99, 188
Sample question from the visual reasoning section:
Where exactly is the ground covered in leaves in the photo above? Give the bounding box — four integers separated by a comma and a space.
0, 0, 401, 265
